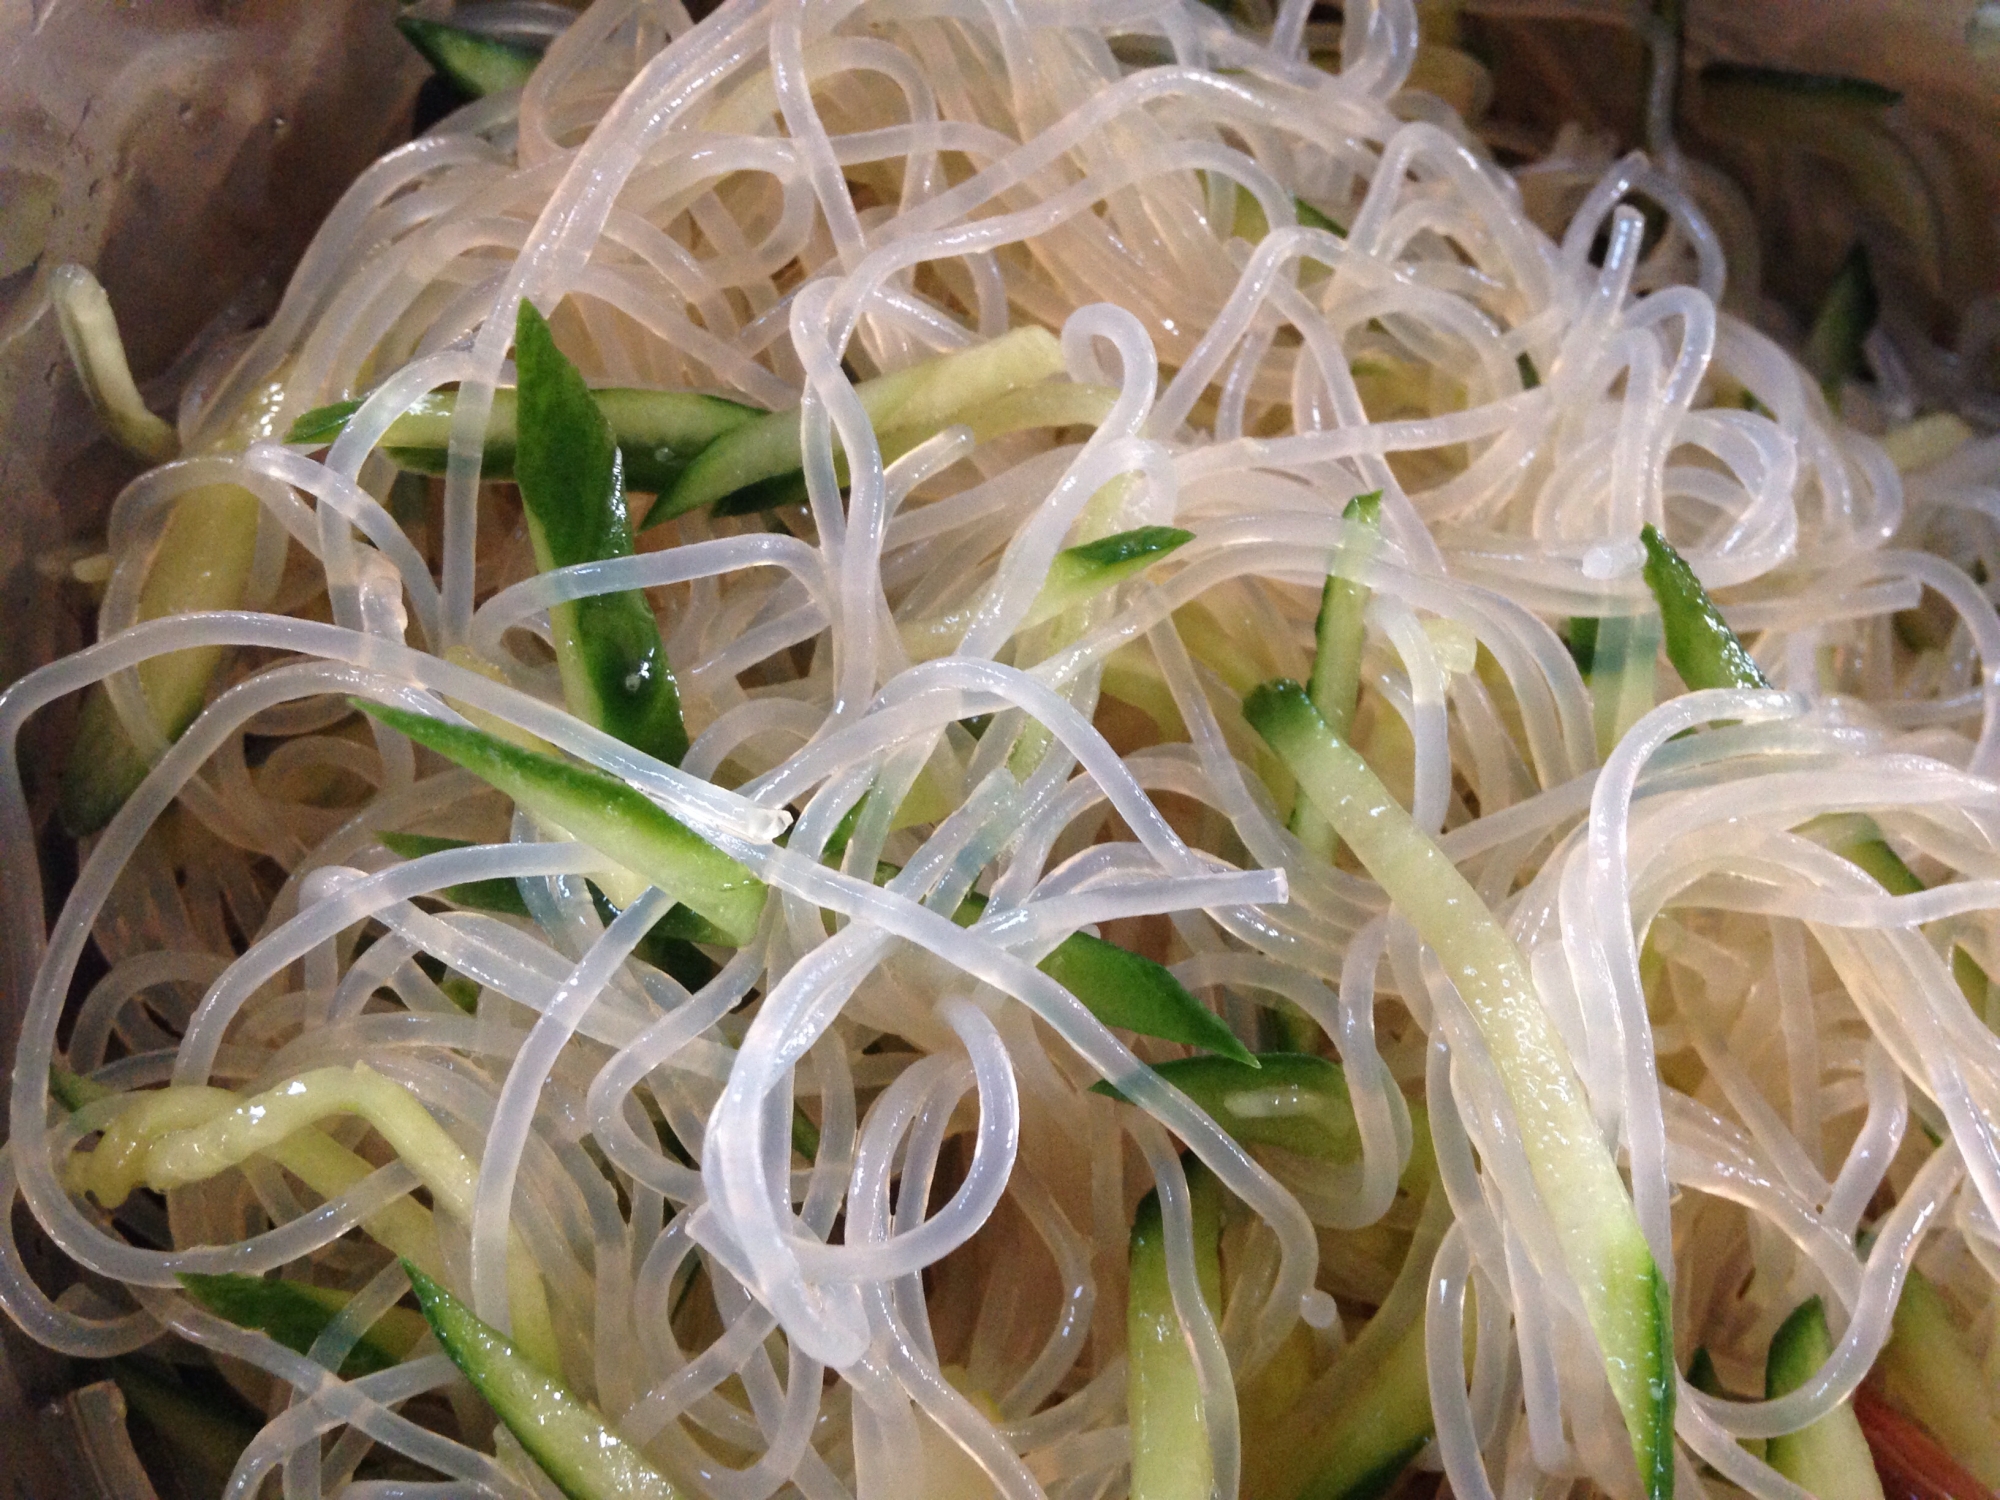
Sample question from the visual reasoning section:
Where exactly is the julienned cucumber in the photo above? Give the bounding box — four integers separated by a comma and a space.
951, 887, 1254, 1064
377, 832, 534, 917
1244, 678, 1674, 1500
1023, 526, 1194, 628
1293, 490, 1381, 859
1293, 1313, 1431, 1500
1805, 244, 1878, 407
405, 1263, 679, 1500
1639, 524, 1770, 692
286, 386, 758, 496
655, 326, 1069, 521
513, 301, 689, 766
396, 16, 541, 99
352, 699, 766, 944
178, 1273, 425, 1378
1093, 1052, 1356, 1161
1871, 1268, 2000, 1487
1764, 1296, 1885, 1500
1127, 1160, 1225, 1500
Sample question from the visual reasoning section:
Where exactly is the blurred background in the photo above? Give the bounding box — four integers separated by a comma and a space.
0, 0, 1994, 1493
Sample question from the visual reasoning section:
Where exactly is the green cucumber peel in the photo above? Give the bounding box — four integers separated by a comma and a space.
1293, 490, 1383, 857
1127, 1159, 1225, 1500
1700, 63, 1901, 108
50, 1063, 112, 1112
1023, 525, 1194, 629
405, 1262, 680, 1500
284, 386, 759, 495
178, 1273, 424, 1379
1640, 523, 1771, 691
377, 831, 534, 917
656, 326, 1068, 522
351, 698, 766, 945
1802, 814, 1995, 1005
1293, 1313, 1431, 1500
1764, 1296, 1884, 1500
1092, 1052, 1354, 1160
513, 301, 689, 766
1244, 677, 1675, 1500
397, 16, 540, 99
1805, 244, 1878, 407
949, 886, 1254, 1064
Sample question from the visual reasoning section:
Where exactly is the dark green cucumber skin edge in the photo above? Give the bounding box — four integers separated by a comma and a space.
1063, 525, 1193, 572
1640, 523, 1771, 691
951, 887, 1254, 1064
403, 1262, 678, 1500
349, 697, 765, 945
177, 1273, 404, 1379
395, 16, 540, 98
377, 831, 535, 916
1700, 62, 1902, 107
1090, 1052, 1351, 1159
1242, 677, 1675, 1500
513, 300, 689, 766
285, 390, 761, 499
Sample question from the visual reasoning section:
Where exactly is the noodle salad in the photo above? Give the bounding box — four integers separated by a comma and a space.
7, 1, 2000, 1498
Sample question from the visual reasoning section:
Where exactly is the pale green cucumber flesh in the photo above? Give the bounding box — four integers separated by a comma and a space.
352, 699, 766, 944
1127, 1162, 1224, 1500
1294, 1313, 1432, 1500
406, 1263, 679, 1500
1765, 1296, 1885, 1500
1245, 679, 1673, 1500
1093, 1052, 1355, 1160
397, 17, 540, 98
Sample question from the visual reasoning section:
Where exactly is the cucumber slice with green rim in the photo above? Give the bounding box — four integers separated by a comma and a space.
950, 887, 1254, 1064
285, 386, 759, 496
1871, 1268, 2000, 1487
1127, 1159, 1225, 1500
1640, 523, 1770, 692
377, 832, 534, 917
1293, 1311, 1431, 1500
1093, 1052, 1356, 1161
178, 1273, 426, 1378
513, 301, 689, 766
351, 699, 767, 944
1244, 677, 1675, 1500
656, 326, 1068, 522
397, 17, 540, 99
1022, 526, 1193, 629
1805, 244, 1878, 407
1293, 490, 1381, 858
1765, 1296, 1885, 1500
405, 1262, 679, 1500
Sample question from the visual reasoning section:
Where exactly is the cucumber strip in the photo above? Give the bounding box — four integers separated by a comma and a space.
1293, 490, 1382, 859
1020, 526, 1193, 630
59, 481, 264, 834
1854, 1385, 1999, 1500
1229, 184, 1348, 242
378, 832, 534, 917
1687, 1347, 1729, 1399
1093, 1052, 1357, 1161
396, 16, 541, 98
406, 1263, 679, 1500
1244, 677, 1674, 1500
1127, 1160, 1225, 1500
1765, 1296, 1885, 1500
1803, 814, 1993, 1006
50, 1063, 112, 1112
1871, 1268, 2000, 1487
1293, 1311, 1431, 1500
1697, 67, 1939, 292
50, 264, 178, 462
513, 301, 689, 766
1805, 244, 1878, 408
1640, 523, 1770, 691
950, 886, 1254, 1064
177, 1273, 426, 1378
352, 699, 766, 944
656, 326, 1066, 521
287, 386, 759, 498
107, 1356, 261, 1495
